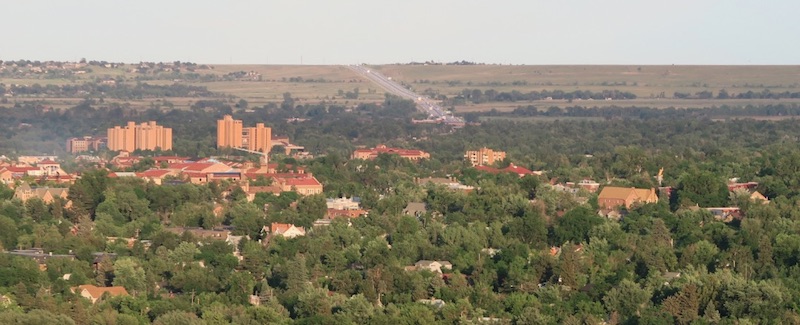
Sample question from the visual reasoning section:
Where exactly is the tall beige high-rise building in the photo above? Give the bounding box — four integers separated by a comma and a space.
107, 121, 172, 152
244, 123, 272, 153
465, 147, 506, 166
217, 115, 243, 148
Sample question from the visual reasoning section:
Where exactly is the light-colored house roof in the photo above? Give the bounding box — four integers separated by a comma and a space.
269, 223, 306, 238
403, 202, 427, 216
750, 191, 769, 203
13, 183, 69, 203
72, 284, 128, 303
598, 186, 657, 202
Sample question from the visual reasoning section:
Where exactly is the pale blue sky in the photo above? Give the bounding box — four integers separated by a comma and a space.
2, 0, 798, 65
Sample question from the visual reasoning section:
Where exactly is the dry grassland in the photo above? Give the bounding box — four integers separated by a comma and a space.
4, 64, 800, 112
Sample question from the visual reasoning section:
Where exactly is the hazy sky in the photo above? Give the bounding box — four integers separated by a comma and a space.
2, 0, 798, 65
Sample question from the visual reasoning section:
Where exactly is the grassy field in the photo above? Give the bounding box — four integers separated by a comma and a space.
4, 64, 799, 111
454, 98, 800, 112
369, 64, 800, 111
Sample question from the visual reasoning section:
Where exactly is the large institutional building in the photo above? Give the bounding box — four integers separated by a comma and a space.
245, 123, 272, 153
465, 147, 506, 166
107, 121, 173, 152
216, 115, 271, 153
217, 115, 243, 148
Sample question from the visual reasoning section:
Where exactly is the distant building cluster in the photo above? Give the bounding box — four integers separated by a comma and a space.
465, 147, 506, 166
107, 121, 172, 152
1, 156, 74, 186
352, 145, 430, 161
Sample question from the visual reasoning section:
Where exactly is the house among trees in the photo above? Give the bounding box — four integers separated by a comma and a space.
749, 191, 769, 204
416, 177, 475, 192
403, 202, 427, 217
165, 227, 232, 241
565, 179, 601, 193
405, 260, 453, 274
265, 223, 306, 239
326, 197, 362, 210
597, 186, 658, 209
71, 285, 129, 304
324, 196, 368, 220
13, 183, 70, 205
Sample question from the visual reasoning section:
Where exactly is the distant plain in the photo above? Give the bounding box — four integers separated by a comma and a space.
3, 64, 799, 112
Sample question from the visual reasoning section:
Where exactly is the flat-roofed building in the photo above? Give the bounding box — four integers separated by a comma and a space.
465, 147, 506, 166
217, 115, 243, 149
244, 123, 272, 153
66, 136, 107, 153
108, 121, 172, 151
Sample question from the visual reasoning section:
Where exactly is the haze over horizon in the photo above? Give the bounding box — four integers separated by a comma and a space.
2, 0, 798, 65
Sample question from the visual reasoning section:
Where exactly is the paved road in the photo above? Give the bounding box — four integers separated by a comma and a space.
346, 65, 465, 125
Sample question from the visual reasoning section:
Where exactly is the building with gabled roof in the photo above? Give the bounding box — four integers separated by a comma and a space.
136, 169, 175, 185
71, 285, 129, 304
13, 183, 70, 205
597, 186, 658, 209
750, 191, 769, 204
265, 222, 306, 239
0, 168, 13, 186
276, 176, 323, 196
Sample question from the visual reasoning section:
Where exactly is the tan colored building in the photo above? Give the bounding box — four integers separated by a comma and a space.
71, 285, 129, 304
276, 176, 323, 196
465, 147, 506, 166
217, 115, 243, 149
266, 223, 306, 239
14, 183, 70, 204
216, 116, 272, 154
107, 121, 172, 152
352, 145, 430, 161
66, 136, 107, 153
597, 186, 658, 209
244, 123, 272, 153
